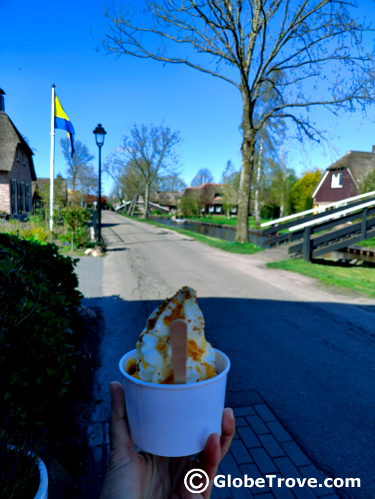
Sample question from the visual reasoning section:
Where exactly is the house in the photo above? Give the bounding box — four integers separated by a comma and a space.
32, 176, 68, 209
0, 89, 37, 216
179, 183, 238, 214
149, 191, 181, 212
312, 149, 375, 207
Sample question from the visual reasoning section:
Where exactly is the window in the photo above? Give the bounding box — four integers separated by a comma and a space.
17, 182, 23, 212
331, 172, 343, 188
26, 184, 30, 212
21, 183, 26, 211
10, 180, 17, 213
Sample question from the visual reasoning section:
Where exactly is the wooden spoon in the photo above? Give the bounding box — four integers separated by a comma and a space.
170, 319, 187, 384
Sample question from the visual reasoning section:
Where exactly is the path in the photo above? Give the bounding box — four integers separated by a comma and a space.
76, 212, 375, 498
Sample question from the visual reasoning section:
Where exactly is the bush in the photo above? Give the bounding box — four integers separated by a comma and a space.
18, 225, 49, 242
178, 197, 197, 218
61, 206, 91, 250
0, 234, 83, 437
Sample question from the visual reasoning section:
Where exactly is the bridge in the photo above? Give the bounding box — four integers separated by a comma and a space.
260, 191, 375, 261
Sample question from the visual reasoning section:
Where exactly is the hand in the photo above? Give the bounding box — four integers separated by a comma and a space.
99, 381, 235, 499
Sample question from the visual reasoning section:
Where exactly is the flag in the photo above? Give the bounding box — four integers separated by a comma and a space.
54, 93, 75, 156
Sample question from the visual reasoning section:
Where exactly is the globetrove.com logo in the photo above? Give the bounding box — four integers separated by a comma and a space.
183, 470, 361, 494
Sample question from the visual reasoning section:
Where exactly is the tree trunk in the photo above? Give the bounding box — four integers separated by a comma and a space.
280, 190, 284, 218
143, 183, 150, 219
254, 125, 265, 226
130, 196, 137, 217
254, 164, 261, 226
235, 93, 256, 243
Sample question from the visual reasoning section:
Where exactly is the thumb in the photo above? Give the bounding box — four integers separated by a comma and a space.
109, 381, 137, 462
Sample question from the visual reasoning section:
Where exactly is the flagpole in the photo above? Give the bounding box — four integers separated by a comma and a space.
49, 84, 55, 231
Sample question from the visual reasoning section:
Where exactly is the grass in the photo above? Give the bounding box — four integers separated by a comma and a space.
128, 215, 263, 255
0, 218, 95, 257
153, 213, 269, 228
266, 259, 375, 298
355, 236, 375, 248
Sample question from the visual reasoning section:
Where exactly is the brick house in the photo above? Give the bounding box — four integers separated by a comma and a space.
312, 149, 375, 207
0, 89, 36, 215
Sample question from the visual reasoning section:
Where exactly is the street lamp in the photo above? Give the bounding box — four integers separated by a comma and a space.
93, 123, 107, 247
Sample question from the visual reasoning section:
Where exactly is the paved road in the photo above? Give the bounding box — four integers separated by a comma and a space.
85, 212, 375, 498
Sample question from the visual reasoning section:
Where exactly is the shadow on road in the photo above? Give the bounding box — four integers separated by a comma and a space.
82, 293, 375, 495
101, 221, 131, 228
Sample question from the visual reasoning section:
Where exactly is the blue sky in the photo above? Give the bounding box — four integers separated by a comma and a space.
2, 0, 375, 197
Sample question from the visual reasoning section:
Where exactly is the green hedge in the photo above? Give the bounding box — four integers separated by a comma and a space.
0, 234, 83, 435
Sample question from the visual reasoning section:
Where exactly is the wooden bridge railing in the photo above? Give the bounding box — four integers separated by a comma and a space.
288, 203, 375, 260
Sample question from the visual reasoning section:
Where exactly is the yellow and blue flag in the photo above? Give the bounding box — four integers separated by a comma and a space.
54, 93, 75, 156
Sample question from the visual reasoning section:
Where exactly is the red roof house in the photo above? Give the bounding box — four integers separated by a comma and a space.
312, 150, 375, 206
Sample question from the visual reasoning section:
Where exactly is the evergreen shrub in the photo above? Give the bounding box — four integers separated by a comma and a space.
0, 234, 83, 436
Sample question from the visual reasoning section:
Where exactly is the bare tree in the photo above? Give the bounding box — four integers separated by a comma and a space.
61, 138, 95, 194
155, 174, 187, 192
191, 168, 214, 187
101, 0, 375, 242
107, 124, 180, 218
106, 152, 145, 205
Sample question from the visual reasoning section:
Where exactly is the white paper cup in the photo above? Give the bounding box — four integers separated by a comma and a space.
119, 348, 230, 457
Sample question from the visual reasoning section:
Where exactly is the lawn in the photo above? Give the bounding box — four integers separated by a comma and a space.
154, 213, 269, 228
355, 236, 375, 248
267, 259, 375, 298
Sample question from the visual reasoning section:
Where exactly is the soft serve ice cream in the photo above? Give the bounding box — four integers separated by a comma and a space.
128, 286, 216, 383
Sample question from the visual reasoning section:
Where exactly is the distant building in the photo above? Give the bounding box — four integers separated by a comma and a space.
180, 183, 238, 214
0, 89, 37, 215
312, 149, 375, 206
149, 191, 181, 212
32, 175, 68, 209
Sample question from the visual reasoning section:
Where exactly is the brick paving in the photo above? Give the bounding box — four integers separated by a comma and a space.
212, 402, 339, 499
81, 390, 339, 499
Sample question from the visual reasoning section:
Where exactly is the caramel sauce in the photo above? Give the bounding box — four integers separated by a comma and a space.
126, 358, 137, 376
202, 362, 216, 379
187, 339, 204, 362
155, 337, 167, 352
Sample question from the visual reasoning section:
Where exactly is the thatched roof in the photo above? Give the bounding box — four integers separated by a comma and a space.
327, 151, 375, 186
149, 191, 181, 207
0, 111, 36, 180
180, 183, 237, 204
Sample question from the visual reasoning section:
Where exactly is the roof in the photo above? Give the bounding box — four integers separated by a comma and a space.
327, 151, 375, 185
0, 111, 36, 180
181, 183, 226, 197
149, 191, 181, 206
180, 183, 238, 205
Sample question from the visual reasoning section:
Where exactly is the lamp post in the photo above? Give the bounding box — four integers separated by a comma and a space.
93, 124, 107, 247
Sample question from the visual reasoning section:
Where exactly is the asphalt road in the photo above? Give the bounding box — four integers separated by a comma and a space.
87, 212, 375, 498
